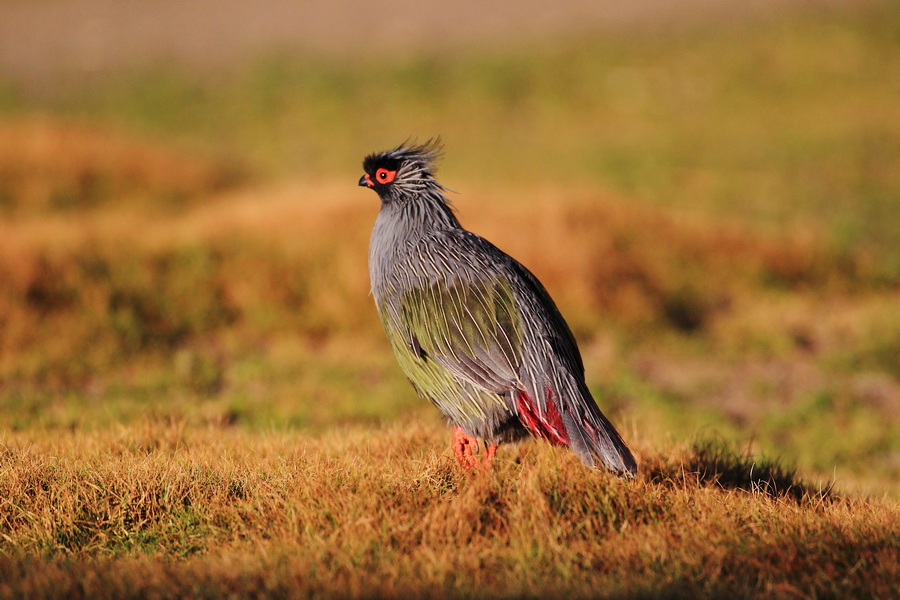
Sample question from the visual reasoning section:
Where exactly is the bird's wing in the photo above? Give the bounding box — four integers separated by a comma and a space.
396, 273, 523, 394
510, 261, 638, 474
509, 260, 585, 376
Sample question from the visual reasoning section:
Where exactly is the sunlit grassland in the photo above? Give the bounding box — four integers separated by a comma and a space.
1, 421, 898, 599
0, 3, 899, 597
1, 174, 896, 494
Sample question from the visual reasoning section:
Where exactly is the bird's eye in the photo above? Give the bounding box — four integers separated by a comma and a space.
375, 168, 397, 184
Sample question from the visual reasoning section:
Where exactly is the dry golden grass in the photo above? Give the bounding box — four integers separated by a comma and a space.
1, 420, 897, 599
0, 117, 248, 214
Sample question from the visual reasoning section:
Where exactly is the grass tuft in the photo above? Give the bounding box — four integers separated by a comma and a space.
648, 439, 833, 505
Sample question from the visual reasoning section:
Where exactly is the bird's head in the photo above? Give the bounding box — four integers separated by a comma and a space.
359, 138, 445, 202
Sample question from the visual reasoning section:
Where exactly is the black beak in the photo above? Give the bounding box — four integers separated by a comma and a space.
358, 174, 372, 187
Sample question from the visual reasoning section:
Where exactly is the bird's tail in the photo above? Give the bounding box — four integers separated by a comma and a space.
516, 383, 637, 476
561, 383, 638, 476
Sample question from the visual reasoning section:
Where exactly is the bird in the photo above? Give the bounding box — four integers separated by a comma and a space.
359, 139, 637, 476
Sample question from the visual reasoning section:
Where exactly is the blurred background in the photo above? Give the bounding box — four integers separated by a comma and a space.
0, 0, 897, 495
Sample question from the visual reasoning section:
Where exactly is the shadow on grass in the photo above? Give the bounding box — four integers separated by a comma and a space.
646, 439, 835, 504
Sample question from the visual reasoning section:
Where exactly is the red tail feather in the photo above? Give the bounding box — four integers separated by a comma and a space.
516, 389, 570, 446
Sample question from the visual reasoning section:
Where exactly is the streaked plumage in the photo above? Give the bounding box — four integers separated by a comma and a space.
360, 140, 637, 475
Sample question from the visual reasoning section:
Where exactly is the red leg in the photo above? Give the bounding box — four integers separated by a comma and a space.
482, 443, 498, 469
452, 426, 498, 471
453, 426, 480, 470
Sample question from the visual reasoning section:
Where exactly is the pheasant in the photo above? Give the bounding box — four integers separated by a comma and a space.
360, 140, 636, 475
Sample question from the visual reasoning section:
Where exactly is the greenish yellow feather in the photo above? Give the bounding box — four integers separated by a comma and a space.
379, 277, 524, 421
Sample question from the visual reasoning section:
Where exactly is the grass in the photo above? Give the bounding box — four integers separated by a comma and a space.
1, 421, 897, 599
0, 1, 899, 597
0, 119, 249, 215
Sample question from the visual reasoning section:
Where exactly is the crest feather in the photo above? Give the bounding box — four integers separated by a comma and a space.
363, 138, 444, 180
391, 137, 444, 174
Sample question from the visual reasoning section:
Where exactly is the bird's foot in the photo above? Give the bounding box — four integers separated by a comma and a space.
452, 426, 498, 472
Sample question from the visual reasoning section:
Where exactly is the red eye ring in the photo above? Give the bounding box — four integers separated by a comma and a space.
375, 168, 397, 184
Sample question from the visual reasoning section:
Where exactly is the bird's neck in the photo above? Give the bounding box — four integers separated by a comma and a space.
379, 189, 461, 237
369, 190, 460, 294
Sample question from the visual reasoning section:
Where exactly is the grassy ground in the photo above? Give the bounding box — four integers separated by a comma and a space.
2, 422, 898, 599
0, 2, 899, 598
